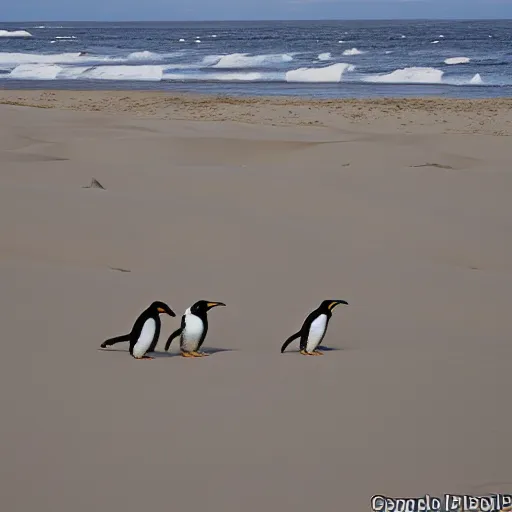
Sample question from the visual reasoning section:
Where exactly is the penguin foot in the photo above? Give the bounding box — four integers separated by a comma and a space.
181, 351, 196, 358
136, 356, 154, 360
194, 351, 209, 357
300, 350, 322, 356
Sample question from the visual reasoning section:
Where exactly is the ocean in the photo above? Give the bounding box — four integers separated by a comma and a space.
1, 20, 511, 98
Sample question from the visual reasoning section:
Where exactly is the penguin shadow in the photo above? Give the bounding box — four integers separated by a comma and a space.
97, 347, 235, 357
151, 351, 179, 359
158, 346, 236, 357
98, 347, 129, 353
319, 345, 342, 351
97, 347, 180, 358
319, 345, 358, 352
199, 347, 237, 356
282, 345, 355, 354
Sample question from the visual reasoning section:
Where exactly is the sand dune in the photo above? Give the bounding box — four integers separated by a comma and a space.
0, 94, 511, 512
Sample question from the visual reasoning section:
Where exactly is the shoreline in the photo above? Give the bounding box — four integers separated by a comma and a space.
1, 89, 512, 134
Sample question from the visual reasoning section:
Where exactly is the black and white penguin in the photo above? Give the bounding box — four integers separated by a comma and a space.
100, 301, 176, 359
164, 300, 225, 357
280, 299, 348, 356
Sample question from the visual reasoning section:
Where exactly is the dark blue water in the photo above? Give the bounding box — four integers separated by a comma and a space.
1, 20, 511, 98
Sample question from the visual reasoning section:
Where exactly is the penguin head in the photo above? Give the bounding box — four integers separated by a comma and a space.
150, 301, 176, 317
190, 300, 226, 316
320, 299, 348, 312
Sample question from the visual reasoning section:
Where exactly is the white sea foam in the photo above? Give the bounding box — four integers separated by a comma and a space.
203, 72, 263, 81
9, 64, 62, 79
210, 53, 293, 68
201, 55, 222, 66
286, 63, 355, 83
195, 39, 201, 43
0, 30, 32, 38
400, 35, 406, 39
57, 66, 91, 79
162, 63, 198, 70
0, 52, 126, 66
363, 67, 444, 84
444, 57, 470, 65
84, 65, 164, 81
0, 52, 82, 65
338, 40, 344, 43
431, 40, 440, 44
127, 51, 163, 61
211, 34, 217, 38
342, 48, 364, 56
179, 38, 185, 42
470, 73, 483, 84
318, 52, 332, 61
385, 51, 393, 54
55, 36, 77, 40
163, 71, 264, 81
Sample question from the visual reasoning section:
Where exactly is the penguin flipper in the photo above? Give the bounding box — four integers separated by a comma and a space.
164, 328, 183, 351
280, 331, 301, 353
100, 333, 130, 348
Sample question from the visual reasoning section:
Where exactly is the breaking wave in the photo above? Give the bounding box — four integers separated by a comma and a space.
470, 73, 483, 84
0, 45, 500, 89
318, 52, 332, 61
444, 57, 470, 65
163, 71, 265, 81
0, 51, 177, 67
342, 48, 364, 56
363, 67, 444, 84
286, 63, 355, 83
9, 64, 62, 80
208, 53, 293, 68
127, 51, 164, 61
84, 65, 164, 81
0, 52, 117, 65
0, 30, 32, 38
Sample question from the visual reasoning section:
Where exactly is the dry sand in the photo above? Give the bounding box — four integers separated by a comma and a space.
0, 90, 511, 512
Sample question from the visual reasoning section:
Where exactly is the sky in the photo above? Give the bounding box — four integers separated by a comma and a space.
2, 0, 512, 22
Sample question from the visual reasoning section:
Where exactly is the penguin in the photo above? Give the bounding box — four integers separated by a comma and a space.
100, 301, 176, 359
164, 300, 225, 357
280, 300, 348, 356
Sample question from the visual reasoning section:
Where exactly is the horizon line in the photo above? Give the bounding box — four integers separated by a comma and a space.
2, 17, 511, 23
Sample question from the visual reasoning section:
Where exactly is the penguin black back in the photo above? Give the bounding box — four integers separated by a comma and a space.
280, 299, 348, 355
100, 301, 176, 359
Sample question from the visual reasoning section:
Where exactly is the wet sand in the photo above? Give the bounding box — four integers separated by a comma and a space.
0, 91, 511, 512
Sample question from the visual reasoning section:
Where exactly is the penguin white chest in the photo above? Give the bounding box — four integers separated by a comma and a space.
133, 318, 156, 358
182, 313, 204, 352
306, 315, 327, 352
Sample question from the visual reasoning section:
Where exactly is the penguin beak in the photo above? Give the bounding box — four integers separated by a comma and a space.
158, 307, 176, 317
207, 302, 226, 309
329, 300, 348, 310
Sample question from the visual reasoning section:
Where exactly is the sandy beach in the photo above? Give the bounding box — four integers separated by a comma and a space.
1, 90, 511, 512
